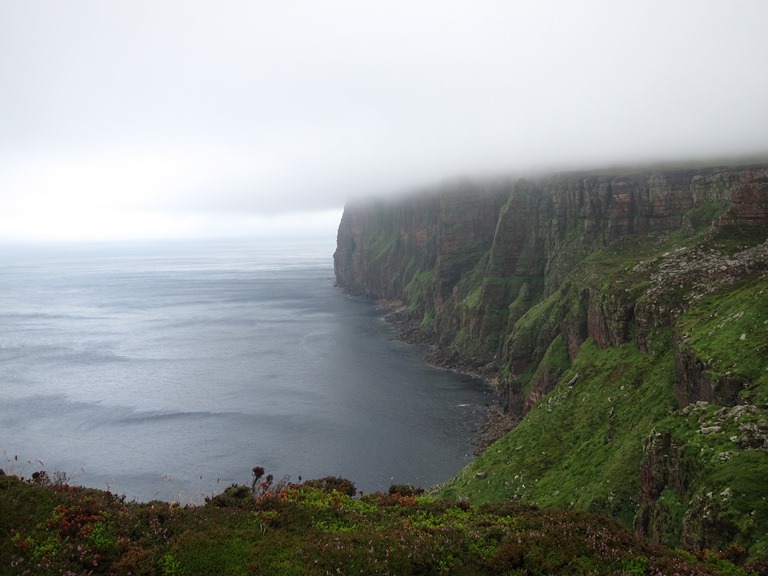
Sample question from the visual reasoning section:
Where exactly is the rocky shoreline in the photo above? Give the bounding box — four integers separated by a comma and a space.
380, 303, 516, 454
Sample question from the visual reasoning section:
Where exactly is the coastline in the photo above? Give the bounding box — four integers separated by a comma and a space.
378, 301, 517, 454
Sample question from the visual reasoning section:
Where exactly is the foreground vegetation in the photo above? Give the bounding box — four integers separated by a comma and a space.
1, 469, 764, 575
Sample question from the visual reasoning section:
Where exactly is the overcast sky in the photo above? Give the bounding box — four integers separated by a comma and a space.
1, 1, 767, 242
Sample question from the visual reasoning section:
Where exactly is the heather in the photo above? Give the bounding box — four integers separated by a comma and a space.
1, 469, 760, 576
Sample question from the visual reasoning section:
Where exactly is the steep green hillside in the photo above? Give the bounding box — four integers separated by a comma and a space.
439, 338, 676, 522
442, 224, 768, 559
438, 224, 768, 557
335, 164, 768, 560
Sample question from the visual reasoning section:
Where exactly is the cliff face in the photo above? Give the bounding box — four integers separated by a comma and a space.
336, 168, 761, 294
335, 164, 767, 390
334, 180, 507, 303
334, 162, 768, 559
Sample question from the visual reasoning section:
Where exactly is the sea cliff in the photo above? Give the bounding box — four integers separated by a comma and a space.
334, 161, 768, 559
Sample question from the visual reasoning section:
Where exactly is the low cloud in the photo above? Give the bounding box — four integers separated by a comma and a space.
2, 1, 767, 240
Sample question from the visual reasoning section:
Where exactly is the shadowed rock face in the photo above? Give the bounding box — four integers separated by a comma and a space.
333, 180, 507, 303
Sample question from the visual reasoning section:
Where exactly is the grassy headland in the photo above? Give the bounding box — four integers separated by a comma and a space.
1, 469, 762, 575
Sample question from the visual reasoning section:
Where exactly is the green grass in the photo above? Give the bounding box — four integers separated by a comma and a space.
677, 276, 768, 403
441, 338, 677, 523
685, 201, 730, 232
707, 223, 768, 254
648, 403, 768, 558
502, 291, 560, 359
437, 235, 768, 560
0, 472, 754, 575
405, 269, 438, 313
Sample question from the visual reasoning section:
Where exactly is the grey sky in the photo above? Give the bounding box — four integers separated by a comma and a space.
1, 1, 767, 241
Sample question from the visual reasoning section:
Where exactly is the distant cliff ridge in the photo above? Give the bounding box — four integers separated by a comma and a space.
335, 165, 768, 380
334, 162, 768, 559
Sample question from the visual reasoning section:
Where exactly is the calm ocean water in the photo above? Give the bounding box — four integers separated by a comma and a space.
0, 238, 492, 501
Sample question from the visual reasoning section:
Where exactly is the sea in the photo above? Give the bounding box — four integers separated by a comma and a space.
0, 238, 493, 502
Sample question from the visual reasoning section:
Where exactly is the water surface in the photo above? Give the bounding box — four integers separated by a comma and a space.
0, 239, 492, 501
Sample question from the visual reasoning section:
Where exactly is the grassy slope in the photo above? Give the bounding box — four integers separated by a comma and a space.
438, 219, 768, 561
651, 277, 768, 558
439, 338, 677, 526
677, 277, 768, 404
